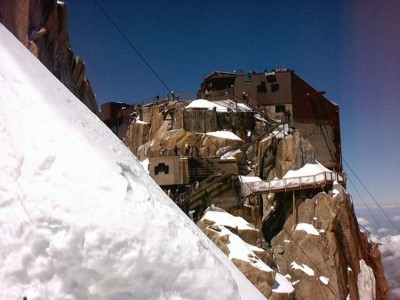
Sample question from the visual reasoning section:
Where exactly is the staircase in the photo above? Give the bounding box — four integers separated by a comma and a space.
178, 157, 239, 214
231, 94, 280, 126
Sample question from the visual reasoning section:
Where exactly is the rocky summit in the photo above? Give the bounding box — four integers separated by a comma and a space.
1, 1, 390, 299
114, 96, 388, 299
0, 0, 98, 114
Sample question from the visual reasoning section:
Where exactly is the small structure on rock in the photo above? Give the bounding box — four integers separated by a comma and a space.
199, 70, 342, 172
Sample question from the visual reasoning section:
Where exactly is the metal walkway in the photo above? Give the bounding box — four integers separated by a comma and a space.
247, 172, 347, 195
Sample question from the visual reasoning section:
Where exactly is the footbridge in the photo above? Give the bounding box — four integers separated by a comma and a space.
241, 171, 346, 196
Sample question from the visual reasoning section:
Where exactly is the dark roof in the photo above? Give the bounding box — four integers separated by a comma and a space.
203, 71, 237, 81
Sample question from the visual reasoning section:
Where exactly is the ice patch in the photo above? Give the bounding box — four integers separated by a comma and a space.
319, 276, 329, 285
291, 261, 315, 276
295, 223, 320, 236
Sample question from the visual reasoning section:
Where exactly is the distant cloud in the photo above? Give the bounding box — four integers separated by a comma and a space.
391, 287, 400, 299
393, 215, 400, 222
377, 235, 400, 299
377, 227, 390, 234
357, 217, 370, 227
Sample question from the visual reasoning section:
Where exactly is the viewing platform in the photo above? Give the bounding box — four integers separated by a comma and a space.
240, 162, 346, 196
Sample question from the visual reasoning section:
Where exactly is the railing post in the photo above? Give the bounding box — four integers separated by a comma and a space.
292, 191, 296, 229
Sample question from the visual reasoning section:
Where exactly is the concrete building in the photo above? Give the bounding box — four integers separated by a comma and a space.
198, 70, 342, 171
101, 102, 136, 140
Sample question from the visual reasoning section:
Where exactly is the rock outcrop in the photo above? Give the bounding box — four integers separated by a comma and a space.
263, 130, 315, 180
198, 208, 295, 300
0, 0, 98, 114
228, 130, 388, 299
122, 98, 389, 298
257, 133, 389, 299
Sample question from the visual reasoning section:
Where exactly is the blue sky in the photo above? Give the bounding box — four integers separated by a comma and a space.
64, 0, 399, 208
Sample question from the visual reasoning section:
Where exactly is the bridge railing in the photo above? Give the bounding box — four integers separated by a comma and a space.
251, 172, 346, 194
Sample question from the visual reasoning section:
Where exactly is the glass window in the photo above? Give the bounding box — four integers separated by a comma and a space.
275, 105, 285, 113
266, 74, 277, 82
155, 163, 169, 175
271, 83, 279, 92
257, 83, 267, 93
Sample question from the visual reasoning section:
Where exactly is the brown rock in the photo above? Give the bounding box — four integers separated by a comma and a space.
124, 121, 150, 156
268, 185, 389, 300
231, 204, 262, 230
238, 228, 259, 245
200, 225, 230, 256
268, 132, 315, 180
0, 0, 99, 114
231, 258, 276, 298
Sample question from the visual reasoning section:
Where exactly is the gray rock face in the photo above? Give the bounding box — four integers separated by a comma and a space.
0, 0, 99, 114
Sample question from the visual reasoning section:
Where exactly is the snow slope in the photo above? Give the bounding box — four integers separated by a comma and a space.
0, 24, 265, 300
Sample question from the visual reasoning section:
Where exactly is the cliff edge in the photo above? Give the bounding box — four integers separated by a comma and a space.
0, 0, 98, 114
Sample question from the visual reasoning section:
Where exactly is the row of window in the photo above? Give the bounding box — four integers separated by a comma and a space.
245, 74, 277, 83
255, 82, 279, 93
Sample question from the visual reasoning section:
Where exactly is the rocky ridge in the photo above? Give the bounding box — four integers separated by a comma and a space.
128, 99, 389, 299
198, 207, 296, 299
1, 2, 389, 296
0, 0, 98, 114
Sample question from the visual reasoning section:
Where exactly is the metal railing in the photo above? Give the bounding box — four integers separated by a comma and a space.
251, 172, 347, 194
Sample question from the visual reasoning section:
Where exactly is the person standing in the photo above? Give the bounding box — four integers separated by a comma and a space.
185, 143, 189, 156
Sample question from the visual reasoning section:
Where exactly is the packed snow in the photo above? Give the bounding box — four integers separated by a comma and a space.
201, 209, 294, 294
201, 209, 256, 231
272, 124, 290, 139
294, 223, 320, 236
206, 130, 243, 141
0, 24, 266, 300
140, 158, 149, 173
186, 99, 252, 114
218, 226, 273, 273
272, 273, 295, 294
186, 99, 227, 112
283, 161, 332, 179
221, 149, 242, 160
332, 188, 340, 197
357, 259, 376, 300
319, 276, 329, 285
356, 207, 400, 298
290, 261, 315, 276
213, 100, 253, 113
252, 161, 343, 193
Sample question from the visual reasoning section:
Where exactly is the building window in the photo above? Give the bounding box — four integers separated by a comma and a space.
266, 74, 277, 83
275, 105, 285, 113
257, 83, 267, 93
155, 163, 169, 175
271, 83, 279, 92
245, 75, 252, 82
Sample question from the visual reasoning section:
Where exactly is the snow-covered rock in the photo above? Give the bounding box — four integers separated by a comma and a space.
0, 0, 98, 113
199, 208, 295, 299
0, 24, 265, 300
358, 259, 376, 300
